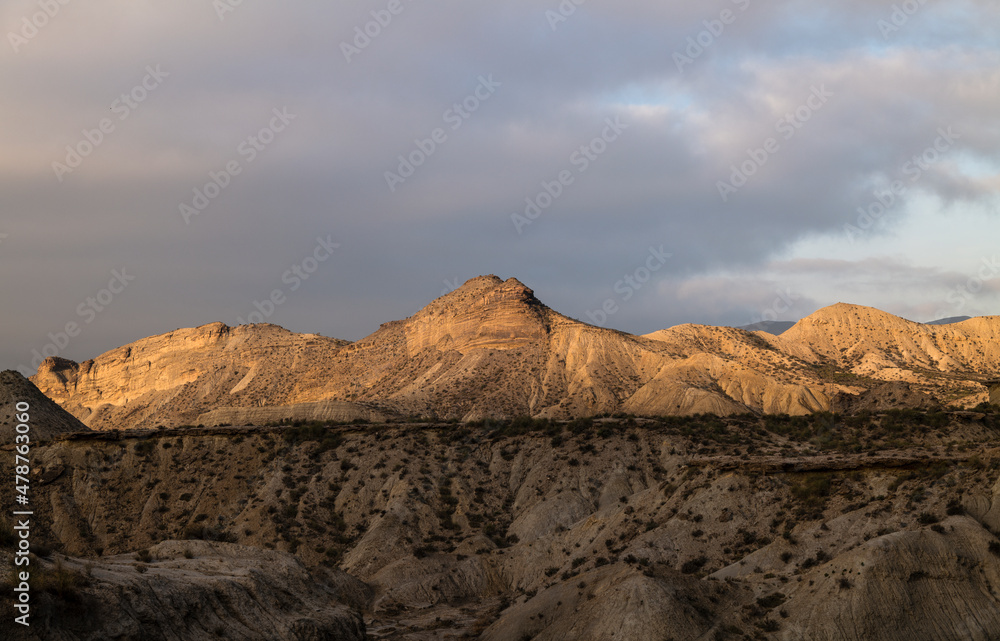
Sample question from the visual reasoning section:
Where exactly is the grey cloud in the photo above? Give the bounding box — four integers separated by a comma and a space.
1, 0, 998, 369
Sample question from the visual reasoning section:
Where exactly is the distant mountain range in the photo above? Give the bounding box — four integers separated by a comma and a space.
925, 315, 973, 325
27, 276, 1000, 430
735, 320, 797, 335
738, 316, 974, 335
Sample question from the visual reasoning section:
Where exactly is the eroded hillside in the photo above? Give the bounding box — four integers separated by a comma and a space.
5, 410, 1000, 640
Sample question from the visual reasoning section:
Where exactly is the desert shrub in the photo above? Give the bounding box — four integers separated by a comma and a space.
680, 556, 708, 574
757, 593, 786, 609
800, 550, 829, 569
790, 474, 832, 509
184, 525, 235, 542
134, 440, 156, 456
758, 619, 781, 632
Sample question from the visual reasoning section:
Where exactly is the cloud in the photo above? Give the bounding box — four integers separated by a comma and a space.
0, 0, 998, 369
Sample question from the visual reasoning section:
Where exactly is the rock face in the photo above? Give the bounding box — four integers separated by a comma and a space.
779, 518, 1000, 641
29, 280, 1000, 431
2, 541, 366, 641
0, 370, 88, 441
835, 381, 938, 414
196, 400, 386, 427
31, 324, 352, 430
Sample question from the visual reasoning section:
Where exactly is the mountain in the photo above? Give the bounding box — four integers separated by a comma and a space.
735, 320, 796, 335
925, 315, 972, 325
29, 280, 1000, 431
0, 370, 88, 441
30, 277, 835, 429
780, 303, 1000, 397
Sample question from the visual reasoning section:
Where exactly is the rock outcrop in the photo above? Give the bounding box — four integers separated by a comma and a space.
2, 541, 366, 641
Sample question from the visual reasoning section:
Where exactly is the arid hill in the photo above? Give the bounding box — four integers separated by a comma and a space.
5, 411, 1000, 640
30, 276, 1000, 430
0, 370, 89, 441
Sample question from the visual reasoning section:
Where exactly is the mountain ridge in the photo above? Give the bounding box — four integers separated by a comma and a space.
29, 278, 1000, 430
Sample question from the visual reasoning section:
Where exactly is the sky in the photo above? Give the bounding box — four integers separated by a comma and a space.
1, 0, 999, 375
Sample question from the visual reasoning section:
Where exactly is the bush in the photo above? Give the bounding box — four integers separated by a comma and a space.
757, 593, 786, 609
790, 474, 832, 509
184, 525, 236, 542
916, 512, 939, 525
758, 619, 781, 632
134, 440, 156, 456
680, 556, 708, 574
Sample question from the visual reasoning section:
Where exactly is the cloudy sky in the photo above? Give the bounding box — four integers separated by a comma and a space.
2, 0, 999, 374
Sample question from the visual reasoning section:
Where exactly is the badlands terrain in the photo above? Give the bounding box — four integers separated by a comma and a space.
28, 275, 1000, 430
3, 274, 1000, 640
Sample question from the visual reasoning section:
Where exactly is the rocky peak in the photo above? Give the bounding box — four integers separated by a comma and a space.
403, 276, 549, 354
